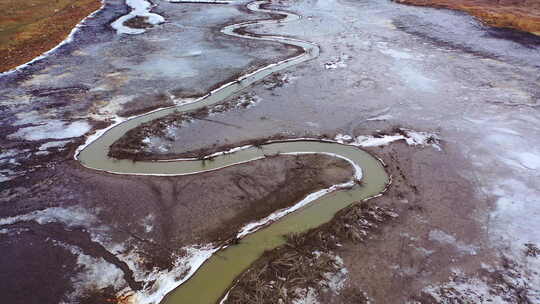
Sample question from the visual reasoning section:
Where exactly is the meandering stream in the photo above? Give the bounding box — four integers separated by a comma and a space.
76, 1, 389, 303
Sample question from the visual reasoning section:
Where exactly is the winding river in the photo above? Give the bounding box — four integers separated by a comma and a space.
76, 1, 389, 303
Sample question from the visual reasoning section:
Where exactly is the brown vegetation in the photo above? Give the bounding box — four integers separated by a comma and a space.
0, 0, 102, 72
394, 0, 540, 35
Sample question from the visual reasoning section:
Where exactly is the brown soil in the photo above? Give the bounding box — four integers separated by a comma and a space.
123, 16, 153, 29
394, 0, 540, 35
0, 0, 102, 72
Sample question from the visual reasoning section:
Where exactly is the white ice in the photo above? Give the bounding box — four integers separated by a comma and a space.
39, 140, 71, 151
0, 206, 97, 228
8, 120, 91, 141
111, 0, 165, 35
58, 243, 127, 302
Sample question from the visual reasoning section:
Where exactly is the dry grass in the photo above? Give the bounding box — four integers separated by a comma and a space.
394, 0, 540, 35
0, 0, 102, 72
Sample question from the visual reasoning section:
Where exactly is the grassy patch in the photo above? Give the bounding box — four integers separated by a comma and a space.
0, 0, 102, 72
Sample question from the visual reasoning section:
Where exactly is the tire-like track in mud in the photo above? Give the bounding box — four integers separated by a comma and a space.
76, 1, 389, 303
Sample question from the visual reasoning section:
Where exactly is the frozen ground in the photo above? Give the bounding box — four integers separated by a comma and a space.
1, 0, 540, 303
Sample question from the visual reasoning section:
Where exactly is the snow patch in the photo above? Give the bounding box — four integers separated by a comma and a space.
416, 247, 435, 256
142, 214, 154, 233
0, 169, 18, 183
231, 94, 261, 109
513, 152, 540, 170
127, 245, 217, 304
466, 113, 540, 275
39, 140, 71, 151
35, 151, 50, 156
366, 113, 393, 121
423, 276, 505, 303
293, 253, 348, 304
293, 288, 320, 304
379, 48, 415, 60
422, 263, 540, 303
334, 134, 352, 143
353, 135, 404, 147
91, 95, 134, 120
429, 229, 478, 255
111, 0, 165, 35
8, 120, 91, 141
0, 206, 98, 228
0, 149, 21, 159
58, 243, 127, 302
2, 208, 216, 304
324, 54, 350, 70
334, 129, 440, 150
323, 257, 348, 292
398, 66, 437, 92
489, 178, 540, 250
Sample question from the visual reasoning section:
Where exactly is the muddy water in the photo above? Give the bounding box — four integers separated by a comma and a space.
77, 1, 388, 303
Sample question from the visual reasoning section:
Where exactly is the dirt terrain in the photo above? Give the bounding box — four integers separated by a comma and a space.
394, 0, 540, 35
0, 0, 102, 72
